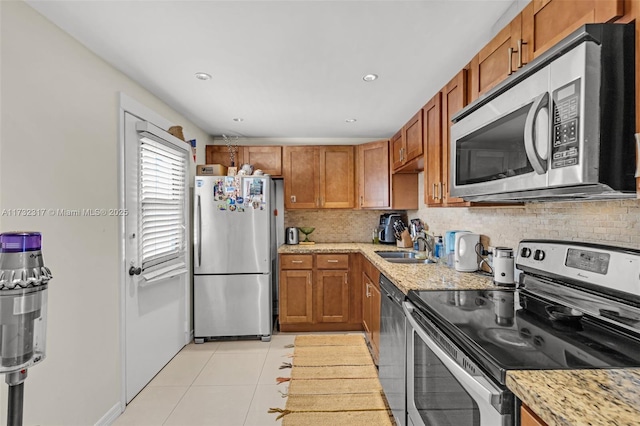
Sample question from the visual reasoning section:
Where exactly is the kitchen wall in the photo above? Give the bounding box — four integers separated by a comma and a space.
0, 1, 212, 424
410, 173, 640, 251
284, 172, 640, 251
285, 209, 387, 243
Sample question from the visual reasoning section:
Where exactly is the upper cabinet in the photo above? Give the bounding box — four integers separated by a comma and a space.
357, 140, 390, 209
356, 140, 419, 210
441, 70, 469, 206
283, 146, 354, 209
469, 11, 525, 100
423, 92, 443, 206
522, 0, 624, 60
205, 145, 282, 176
392, 110, 424, 173
242, 146, 282, 177
206, 145, 242, 168
469, 0, 624, 101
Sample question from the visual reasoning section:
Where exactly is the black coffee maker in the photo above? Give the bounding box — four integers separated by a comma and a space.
377, 213, 402, 244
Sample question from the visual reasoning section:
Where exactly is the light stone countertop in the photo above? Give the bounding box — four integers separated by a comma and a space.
278, 242, 640, 426
507, 369, 640, 426
278, 242, 496, 293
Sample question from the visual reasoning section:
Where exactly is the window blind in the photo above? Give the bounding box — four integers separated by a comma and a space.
139, 136, 187, 271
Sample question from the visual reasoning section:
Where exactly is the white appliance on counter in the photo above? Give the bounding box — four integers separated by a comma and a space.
193, 175, 276, 342
454, 232, 479, 272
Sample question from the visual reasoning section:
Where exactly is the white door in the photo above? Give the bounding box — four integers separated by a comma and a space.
123, 112, 189, 403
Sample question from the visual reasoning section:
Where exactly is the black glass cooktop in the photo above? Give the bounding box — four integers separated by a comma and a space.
407, 287, 640, 385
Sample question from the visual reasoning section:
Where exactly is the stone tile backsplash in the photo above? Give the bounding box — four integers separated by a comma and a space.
284, 173, 640, 250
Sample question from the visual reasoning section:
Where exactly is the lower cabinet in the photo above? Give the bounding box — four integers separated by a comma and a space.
521, 405, 547, 426
361, 254, 381, 364
279, 253, 362, 332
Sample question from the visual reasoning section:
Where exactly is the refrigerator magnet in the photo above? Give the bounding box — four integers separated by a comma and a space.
218, 204, 227, 211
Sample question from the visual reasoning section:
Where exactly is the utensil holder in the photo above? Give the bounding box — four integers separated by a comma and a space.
397, 230, 413, 248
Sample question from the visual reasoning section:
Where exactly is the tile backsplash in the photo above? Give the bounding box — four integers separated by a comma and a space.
284, 209, 389, 243
284, 173, 640, 250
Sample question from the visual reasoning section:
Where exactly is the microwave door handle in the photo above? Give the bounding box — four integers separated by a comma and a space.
524, 92, 550, 174
403, 301, 502, 405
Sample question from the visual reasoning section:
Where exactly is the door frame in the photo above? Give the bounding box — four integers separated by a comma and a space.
117, 93, 191, 411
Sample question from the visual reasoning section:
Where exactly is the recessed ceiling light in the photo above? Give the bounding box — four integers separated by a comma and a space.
233, 117, 244, 122
195, 72, 212, 81
345, 118, 357, 123
362, 74, 378, 82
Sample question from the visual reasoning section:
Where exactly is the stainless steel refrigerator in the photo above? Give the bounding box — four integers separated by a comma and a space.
193, 175, 274, 342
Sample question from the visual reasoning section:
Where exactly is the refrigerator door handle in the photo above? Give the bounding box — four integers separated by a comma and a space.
195, 195, 202, 268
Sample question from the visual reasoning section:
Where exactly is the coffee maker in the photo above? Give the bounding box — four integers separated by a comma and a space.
378, 213, 402, 244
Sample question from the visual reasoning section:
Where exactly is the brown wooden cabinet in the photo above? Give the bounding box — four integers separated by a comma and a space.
521, 404, 548, 426
205, 145, 243, 168
356, 140, 418, 210
360, 254, 381, 364
522, 0, 623, 61
469, 11, 525, 100
205, 145, 282, 176
423, 70, 469, 207
423, 92, 443, 206
392, 111, 424, 173
242, 146, 282, 176
316, 270, 349, 323
357, 140, 390, 209
283, 146, 354, 209
469, 0, 624, 101
279, 253, 361, 332
279, 254, 314, 324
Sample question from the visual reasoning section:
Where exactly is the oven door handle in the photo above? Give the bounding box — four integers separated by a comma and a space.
404, 301, 503, 405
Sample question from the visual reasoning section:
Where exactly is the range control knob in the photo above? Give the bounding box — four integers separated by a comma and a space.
533, 249, 546, 261
520, 247, 532, 258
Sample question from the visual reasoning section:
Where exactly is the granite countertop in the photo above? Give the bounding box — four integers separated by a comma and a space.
507, 369, 640, 426
278, 242, 640, 426
278, 242, 496, 294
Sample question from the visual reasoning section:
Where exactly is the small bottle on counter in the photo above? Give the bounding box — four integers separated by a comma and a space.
372, 229, 379, 244
434, 236, 444, 263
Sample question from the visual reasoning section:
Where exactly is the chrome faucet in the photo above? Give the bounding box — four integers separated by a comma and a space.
413, 231, 434, 258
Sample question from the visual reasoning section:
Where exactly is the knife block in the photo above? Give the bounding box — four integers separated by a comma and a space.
397, 230, 413, 248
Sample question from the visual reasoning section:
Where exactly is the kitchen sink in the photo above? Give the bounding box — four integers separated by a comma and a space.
375, 251, 436, 264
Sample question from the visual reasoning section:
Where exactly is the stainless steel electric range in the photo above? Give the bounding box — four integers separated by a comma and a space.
404, 240, 640, 426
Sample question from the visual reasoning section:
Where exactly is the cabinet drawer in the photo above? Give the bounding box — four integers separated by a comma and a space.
280, 254, 313, 269
317, 254, 349, 269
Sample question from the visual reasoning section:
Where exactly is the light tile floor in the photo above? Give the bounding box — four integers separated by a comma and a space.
113, 334, 298, 426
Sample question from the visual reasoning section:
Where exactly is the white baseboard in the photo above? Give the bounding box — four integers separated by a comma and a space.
95, 402, 122, 426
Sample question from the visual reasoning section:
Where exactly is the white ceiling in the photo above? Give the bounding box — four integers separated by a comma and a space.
26, 0, 526, 140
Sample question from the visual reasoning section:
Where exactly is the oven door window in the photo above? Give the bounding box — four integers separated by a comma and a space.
456, 103, 534, 185
412, 332, 480, 425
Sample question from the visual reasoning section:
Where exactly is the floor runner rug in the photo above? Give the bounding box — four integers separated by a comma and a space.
269, 334, 395, 425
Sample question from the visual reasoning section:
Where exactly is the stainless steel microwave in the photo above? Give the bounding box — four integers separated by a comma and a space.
450, 24, 636, 202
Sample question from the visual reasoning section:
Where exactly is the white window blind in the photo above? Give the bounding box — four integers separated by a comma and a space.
139, 135, 187, 271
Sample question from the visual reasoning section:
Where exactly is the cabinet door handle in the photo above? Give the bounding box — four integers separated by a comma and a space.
291, 260, 303, 264
507, 47, 514, 75
327, 259, 339, 263
290, 195, 296, 203
360, 196, 363, 207
365, 283, 371, 297
432, 183, 437, 201
517, 39, 527, 68
441, 182, 446, 200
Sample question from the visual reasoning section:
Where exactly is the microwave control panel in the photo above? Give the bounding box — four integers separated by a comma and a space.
551, 79, 581, 169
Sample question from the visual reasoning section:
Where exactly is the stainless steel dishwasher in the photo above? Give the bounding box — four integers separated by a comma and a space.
379, 274, 406, 426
